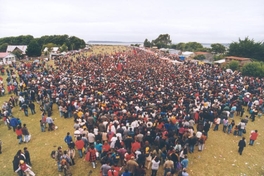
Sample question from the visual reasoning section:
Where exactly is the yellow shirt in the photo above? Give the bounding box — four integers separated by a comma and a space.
77, 111, 83, 118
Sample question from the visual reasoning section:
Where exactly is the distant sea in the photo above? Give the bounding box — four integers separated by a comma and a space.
87, 41, 230, 48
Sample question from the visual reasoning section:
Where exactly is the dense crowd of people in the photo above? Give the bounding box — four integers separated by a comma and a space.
0, 46, 262, 176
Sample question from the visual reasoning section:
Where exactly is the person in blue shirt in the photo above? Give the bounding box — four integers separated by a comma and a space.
10, 116, 19, 132
121, 168, 131, 176
64, 132, 73, 146
94, 140, 103, 159
181, 155, 189, 169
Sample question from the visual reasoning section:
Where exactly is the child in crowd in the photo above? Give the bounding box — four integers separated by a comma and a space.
233, 125, 239, 136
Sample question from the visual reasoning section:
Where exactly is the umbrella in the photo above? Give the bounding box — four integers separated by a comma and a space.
33, 59, 40, 63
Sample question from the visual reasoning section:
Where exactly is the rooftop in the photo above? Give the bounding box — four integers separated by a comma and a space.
225, 56, 251, 61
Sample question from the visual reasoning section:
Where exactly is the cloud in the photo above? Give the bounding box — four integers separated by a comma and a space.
0, 0, 263, 43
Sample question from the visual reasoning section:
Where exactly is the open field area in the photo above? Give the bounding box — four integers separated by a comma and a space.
0, 45, 264, 176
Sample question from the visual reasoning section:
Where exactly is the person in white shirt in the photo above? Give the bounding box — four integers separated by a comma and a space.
131, 120, 139, 129
74, 128, 81, 139
93, 127, 99, 136
213, 117, 221, 131
135, 149, 141, 159
110, 134, 117, 149
196, 131, 202, 139
88, 131, 95, 145
116, 133, 122, 141
151, 156, 160, 176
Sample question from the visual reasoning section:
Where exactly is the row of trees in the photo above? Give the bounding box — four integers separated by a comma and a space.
0, 35, 86, 57
143, 35, 264, 62
143, 34, 226, 54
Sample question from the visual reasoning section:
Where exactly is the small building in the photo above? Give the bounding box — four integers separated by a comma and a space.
6, 45, 27, 55
182, 51, 194, 58
0, 53, 16, 65
43, 47, 60, 53
225, 56, 251, 66
169, 49, 181, 55
214, 59, 226, 65
194, 52, 213, 61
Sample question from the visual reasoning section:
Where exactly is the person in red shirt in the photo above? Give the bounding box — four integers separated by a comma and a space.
124, 150, 134, 164
249, 130, 258, 146
15, 126, 23, 144
85, 145, 97, 168
131, 140, 141, 153
113, 164, 122, 174
102, 141, 110, 158
15, 160, 35, 176
107, 166, 119, 176
75, 137, 85, 158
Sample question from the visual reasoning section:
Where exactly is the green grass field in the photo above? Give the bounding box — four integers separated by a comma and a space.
0, 46, 264, 176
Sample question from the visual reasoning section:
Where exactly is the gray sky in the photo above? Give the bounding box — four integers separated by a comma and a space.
0, 0, 263, 43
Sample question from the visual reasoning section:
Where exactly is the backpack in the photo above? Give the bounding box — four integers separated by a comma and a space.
50, 150, 56, 159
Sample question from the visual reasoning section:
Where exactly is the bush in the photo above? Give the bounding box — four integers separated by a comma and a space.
194, 54, 206, 60
242, 62, 264, 77
227, 60, 239, 71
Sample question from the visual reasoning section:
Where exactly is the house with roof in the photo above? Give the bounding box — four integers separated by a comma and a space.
225, 56, 251, 66
182, 51, 195, 58
194, 52, 214, 61
43, 47, 60, 53
0, 53, 16, 65
6, 45, 27, 55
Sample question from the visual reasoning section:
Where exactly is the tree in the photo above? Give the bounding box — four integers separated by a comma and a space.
175, 42, 186, 50
0, 35, 33, 46
211, 43, 226, 54
228, 37, 264, 61
0, 43, 8, 52
196, 47, 211, 52
143, 39, 152, 47
184, 42, 203, 51
227, 60, 239, 71
60, 43, 68, 52
152, 34, 171, 48
194, 54, 206, 60
242, 62, 264, 77
213, 54, 225, 61
26, 40, 41, 57
68, 36, 85, 50
170, 44, 177, 49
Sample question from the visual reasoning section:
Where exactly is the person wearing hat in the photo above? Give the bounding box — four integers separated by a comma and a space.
15, 160, 35, 176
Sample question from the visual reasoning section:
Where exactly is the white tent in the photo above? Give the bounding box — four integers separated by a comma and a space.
214, 59, 225, 64
182, 51, 194, 58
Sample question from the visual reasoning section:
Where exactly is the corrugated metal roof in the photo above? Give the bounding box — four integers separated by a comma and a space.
6, 45, 27, 54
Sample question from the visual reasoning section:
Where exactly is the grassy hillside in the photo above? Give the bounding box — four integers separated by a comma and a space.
0, 45, 263, 176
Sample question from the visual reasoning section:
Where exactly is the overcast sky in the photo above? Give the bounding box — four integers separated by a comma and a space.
0, 0, 263, 43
